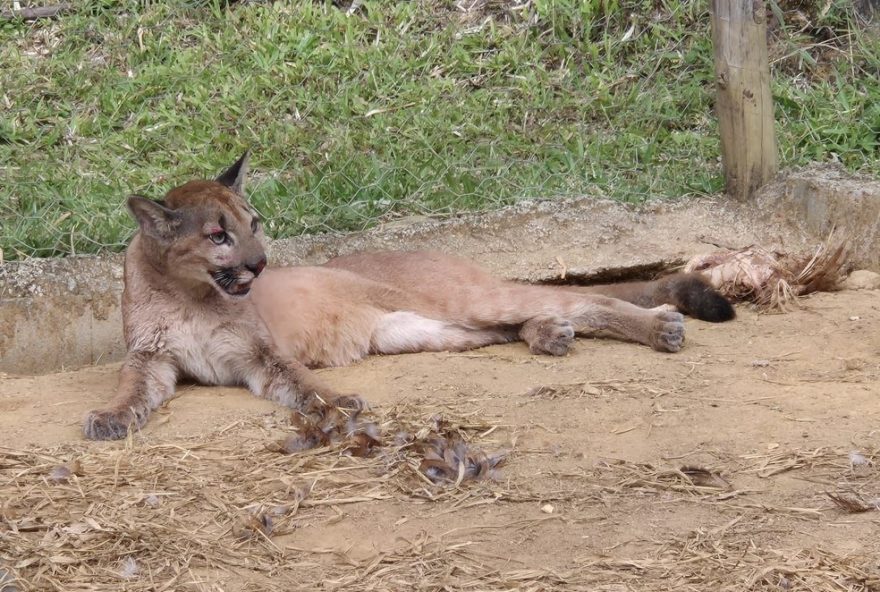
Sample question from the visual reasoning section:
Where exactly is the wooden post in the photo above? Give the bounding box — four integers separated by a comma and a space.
710, 0, 777, 201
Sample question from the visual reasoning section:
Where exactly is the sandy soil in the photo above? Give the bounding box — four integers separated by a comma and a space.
2, 289, 880, 591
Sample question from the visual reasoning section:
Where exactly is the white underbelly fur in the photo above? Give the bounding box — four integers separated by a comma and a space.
167, 324, 242, 386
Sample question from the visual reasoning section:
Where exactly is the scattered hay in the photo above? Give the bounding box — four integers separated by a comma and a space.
581, 521, 880, 592
305, 528, 583, 592
524, 378, 649, 400
825, 491, 880, 513
741, 446, 879, 478
597, 459, 732, 496
686, 238, 849, 311
0, 406, 511, 591
270, 405, 508, 488
3, 404, 879, 591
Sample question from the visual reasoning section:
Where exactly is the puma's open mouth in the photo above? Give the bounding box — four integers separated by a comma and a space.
211, 269, 253, 297
225, 280, 253, 296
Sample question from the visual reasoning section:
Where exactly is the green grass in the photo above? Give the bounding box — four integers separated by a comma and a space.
1, 0, 878, 259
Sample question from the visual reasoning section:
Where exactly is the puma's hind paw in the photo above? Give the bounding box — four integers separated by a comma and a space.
650, 311, 685, 353
522, 317, 575, 356
83, 406, 149, 440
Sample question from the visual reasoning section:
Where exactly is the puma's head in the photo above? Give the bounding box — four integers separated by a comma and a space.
128, 152, 268, 299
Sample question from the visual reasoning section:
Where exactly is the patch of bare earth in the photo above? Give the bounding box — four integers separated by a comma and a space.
1, 289, 880, 591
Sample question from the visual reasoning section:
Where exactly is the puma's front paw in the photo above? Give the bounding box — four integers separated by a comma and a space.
650, 311, 685, 353
331, 393, 369, 412
83, 407, 148, 440
305, 392, 370, 415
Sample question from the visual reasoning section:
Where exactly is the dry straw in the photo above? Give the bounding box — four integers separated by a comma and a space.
0, 404, 527, 591
2, 406, 878, 590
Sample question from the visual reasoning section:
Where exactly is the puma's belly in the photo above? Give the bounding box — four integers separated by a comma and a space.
251, 267, 382, 367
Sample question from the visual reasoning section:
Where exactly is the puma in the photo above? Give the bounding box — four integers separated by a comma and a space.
83, 153, 734, 440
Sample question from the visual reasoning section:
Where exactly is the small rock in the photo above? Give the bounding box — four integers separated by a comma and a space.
540, 504, 555, 514
843, 358, 866, 371
843, 269, 880, 291
49, 460, 82, 483
751, 359, 770, 368
849, 316, 860, 321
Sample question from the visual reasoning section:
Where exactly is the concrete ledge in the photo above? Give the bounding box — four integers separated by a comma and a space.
756, 164, 880, 270
2, 165, 875, 375
1, 257, 126, 375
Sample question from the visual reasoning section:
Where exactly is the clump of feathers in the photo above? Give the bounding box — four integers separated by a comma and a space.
407, 414, 507, 485
685, 237, 849, 311
269, 405, 380, 456
269, 406, 506, 487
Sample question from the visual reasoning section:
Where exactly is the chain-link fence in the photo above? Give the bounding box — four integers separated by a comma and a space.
1, 0, 877, 261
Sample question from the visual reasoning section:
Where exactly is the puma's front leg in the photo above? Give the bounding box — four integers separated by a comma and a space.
243, 344, 366, 414
83, 351, 177, 440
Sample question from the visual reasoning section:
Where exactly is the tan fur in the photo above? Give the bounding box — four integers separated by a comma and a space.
253, 251, 688, 369
84, 155, 726, 440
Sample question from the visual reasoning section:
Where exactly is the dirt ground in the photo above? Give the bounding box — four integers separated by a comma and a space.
1, 288, 880, 591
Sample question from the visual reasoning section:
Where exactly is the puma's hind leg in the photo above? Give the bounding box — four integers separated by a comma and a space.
568, 296, 686, 352
469, 285, 687, 353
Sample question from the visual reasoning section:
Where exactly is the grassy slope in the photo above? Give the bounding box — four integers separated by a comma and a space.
0, 0, 877, 259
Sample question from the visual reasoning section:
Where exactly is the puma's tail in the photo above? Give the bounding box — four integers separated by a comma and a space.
656, 273, 735, 322
573, 273, 735, 323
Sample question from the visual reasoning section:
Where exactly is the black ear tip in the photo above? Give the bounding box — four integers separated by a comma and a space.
126, 194, 149, 210
231, 150, 250, 166
216, 150, 251, 191
127, 194, 165, 209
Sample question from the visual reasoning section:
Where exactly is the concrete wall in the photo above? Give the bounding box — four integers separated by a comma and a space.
755, 165, 880, 270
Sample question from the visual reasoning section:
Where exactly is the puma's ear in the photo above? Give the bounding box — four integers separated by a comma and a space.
127, 195, 181, 240
216, 150, 250, 195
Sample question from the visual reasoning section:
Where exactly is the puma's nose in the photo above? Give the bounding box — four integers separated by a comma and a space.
247, 256, 267, 277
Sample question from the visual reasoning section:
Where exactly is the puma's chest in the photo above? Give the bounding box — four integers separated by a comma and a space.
166, 318, 247, 385
128, 307, 262, 387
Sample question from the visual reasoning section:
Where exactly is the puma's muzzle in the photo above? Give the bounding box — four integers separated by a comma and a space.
211, 263, 263, 297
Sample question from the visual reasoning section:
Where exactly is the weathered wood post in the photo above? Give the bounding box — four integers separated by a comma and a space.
710, 0, 778, 201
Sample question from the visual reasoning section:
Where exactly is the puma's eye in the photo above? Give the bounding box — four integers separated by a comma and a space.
208, 231, 228, 245
251, 218, 260, 233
